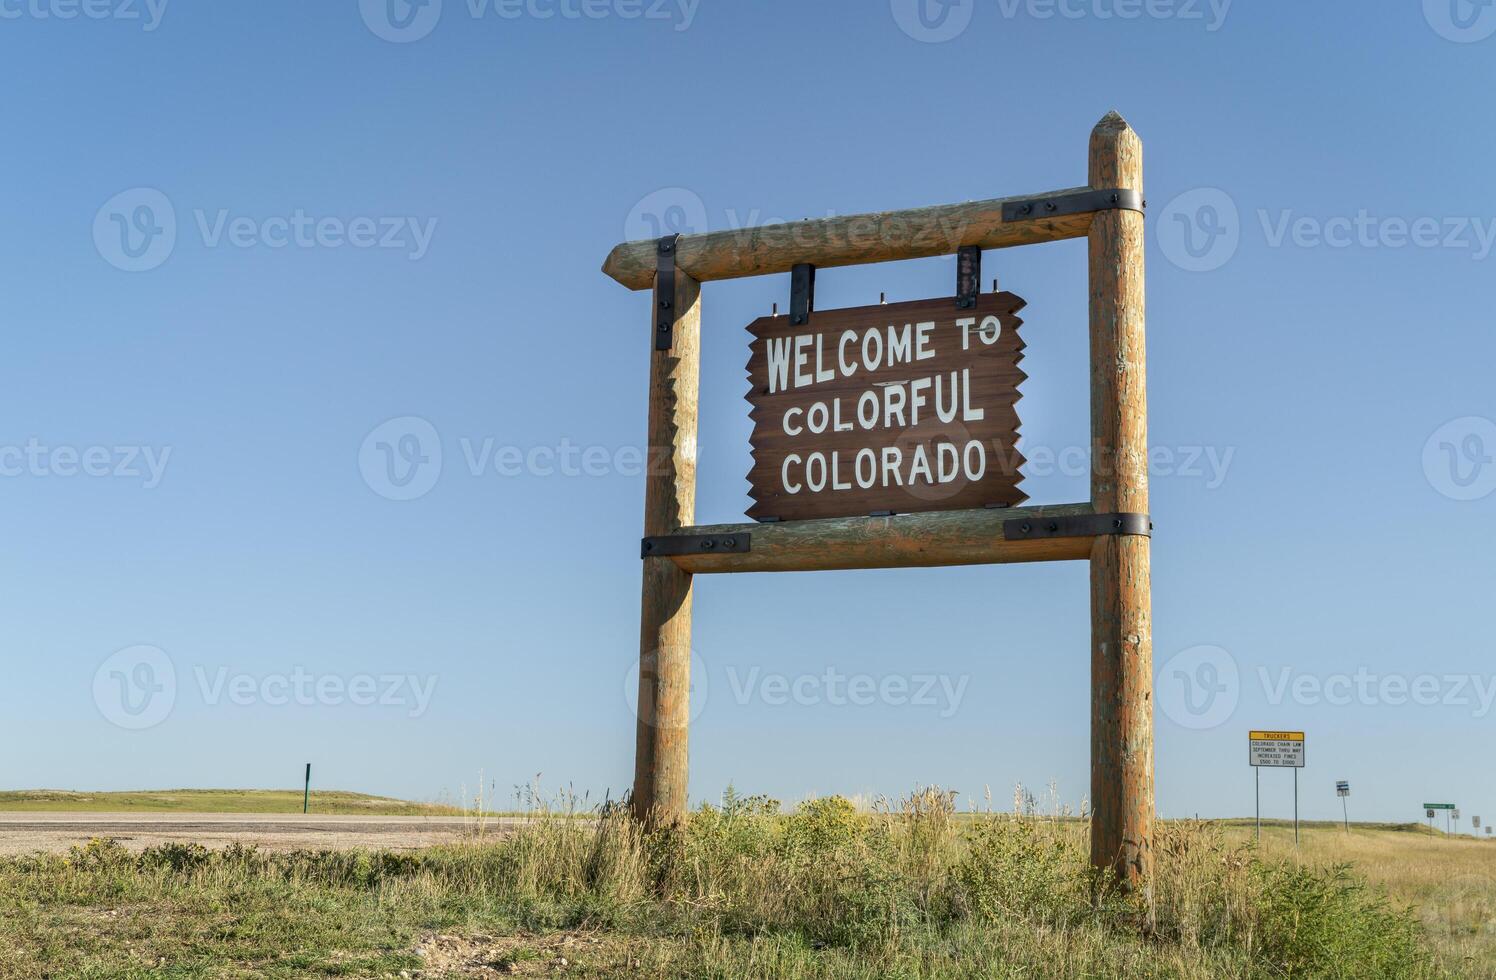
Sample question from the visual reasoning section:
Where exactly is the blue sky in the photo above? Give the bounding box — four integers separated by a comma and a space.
1, 0, 1493, 828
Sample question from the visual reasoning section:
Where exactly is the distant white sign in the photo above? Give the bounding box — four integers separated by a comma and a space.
1249, 730, 1305, 768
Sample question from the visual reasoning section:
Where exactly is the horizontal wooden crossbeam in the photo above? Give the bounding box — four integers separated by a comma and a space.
601, 185, 1098, 291
656, 503, 1098, 574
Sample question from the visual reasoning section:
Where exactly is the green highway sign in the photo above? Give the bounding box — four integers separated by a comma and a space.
1424, 803, 1455, 810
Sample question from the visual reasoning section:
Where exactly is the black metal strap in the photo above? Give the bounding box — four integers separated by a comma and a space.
1002, 188, 1145, 223
956, 245, 981, 310
642, 533, 751, 559
789, 263, 815, 326
654, 234, 679, 351
1003, 512, 1151, 541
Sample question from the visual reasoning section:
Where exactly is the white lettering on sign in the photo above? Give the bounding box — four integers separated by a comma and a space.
744, 293, 1028, 522
766, 322, 965, 395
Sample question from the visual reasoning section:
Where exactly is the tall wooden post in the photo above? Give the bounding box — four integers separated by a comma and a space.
1087, 111, 1154, 892
631, 257, 701, 826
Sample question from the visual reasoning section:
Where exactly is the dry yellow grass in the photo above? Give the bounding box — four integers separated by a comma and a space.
1225, 822, 1496, 977
2, 795, 1486, 978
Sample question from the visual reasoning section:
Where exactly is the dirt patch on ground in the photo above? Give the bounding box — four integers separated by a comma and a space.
410, 932, 642, 977
0, 814, 518, 856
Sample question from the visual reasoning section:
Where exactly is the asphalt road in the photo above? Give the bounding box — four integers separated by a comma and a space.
0, 812, 524, 855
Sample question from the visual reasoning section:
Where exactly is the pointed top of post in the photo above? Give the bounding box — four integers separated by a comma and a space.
1093, 109, 1132, 135
1089, 110, 1142, 188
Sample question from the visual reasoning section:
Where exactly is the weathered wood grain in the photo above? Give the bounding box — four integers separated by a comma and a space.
1086, 110, 1154, 898
602, 187, 1095, 291
666, 503, 1094, 574
632, 265, 700, 828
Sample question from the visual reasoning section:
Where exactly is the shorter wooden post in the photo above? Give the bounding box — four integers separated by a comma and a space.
632, 258, 701, 826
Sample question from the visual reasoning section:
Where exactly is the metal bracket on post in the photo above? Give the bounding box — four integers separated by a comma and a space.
956, 245, 981, 310
1002, 188, 1145, 223
789, 263, 815, 326
642, 533, 751, 559
1003, 512, 1151, 541
654, 234, 680, 351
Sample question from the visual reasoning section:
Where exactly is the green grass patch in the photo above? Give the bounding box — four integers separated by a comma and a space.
0, 789, 462, 816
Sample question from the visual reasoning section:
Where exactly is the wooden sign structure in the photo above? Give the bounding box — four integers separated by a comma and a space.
605, 112, 1154, 892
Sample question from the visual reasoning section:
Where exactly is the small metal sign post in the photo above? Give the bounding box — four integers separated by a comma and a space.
1249, 731, 1305, 845
1336, 780, 1350, 832
1425, 802, 1455, 833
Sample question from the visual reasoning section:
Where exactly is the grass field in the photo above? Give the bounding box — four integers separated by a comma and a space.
1233, 820, 1496, 975
1, 791, 1490, 978
0, 789, 463, 816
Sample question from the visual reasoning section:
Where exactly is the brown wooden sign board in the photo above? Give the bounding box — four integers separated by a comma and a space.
744, 292, 1028, 523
